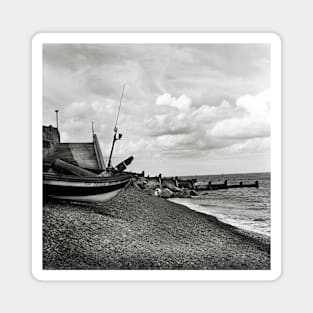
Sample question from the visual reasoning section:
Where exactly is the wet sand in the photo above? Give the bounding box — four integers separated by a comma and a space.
43, 186, 270, 270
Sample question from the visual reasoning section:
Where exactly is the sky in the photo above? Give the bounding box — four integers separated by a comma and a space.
43, 43, 271, 176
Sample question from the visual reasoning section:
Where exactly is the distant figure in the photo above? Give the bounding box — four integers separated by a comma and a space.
154, 188, 161, 197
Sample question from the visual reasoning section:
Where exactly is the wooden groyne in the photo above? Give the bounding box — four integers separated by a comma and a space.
132, 173, 259, 198
162, 177, 259, 191
195, 179, 259, 190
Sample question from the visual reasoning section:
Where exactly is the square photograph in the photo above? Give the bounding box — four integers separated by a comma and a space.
32, 33, 281, 280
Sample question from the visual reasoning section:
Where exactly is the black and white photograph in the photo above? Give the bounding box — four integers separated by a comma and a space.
4, 0, 313, 310
33, 33, 281, 280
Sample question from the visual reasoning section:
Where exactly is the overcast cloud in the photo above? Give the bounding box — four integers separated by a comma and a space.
43, 44, 271, 176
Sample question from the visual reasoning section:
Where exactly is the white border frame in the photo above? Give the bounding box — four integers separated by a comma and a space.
32, 33, 281, 281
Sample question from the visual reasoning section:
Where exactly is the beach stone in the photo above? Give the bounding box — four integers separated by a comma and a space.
189, 190, 199, 196
43, 186, 270, 270
162, 182, 181, 192
159, 188, 174, 198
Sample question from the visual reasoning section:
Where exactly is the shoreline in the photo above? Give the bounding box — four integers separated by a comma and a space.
168, 197, 271, 240
43, 186, 270, 270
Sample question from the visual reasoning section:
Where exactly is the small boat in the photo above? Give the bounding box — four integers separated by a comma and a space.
43, 171, 131, 203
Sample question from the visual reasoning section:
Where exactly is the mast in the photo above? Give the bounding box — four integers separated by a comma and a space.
107, 84, 126, 169
91, 121, 95, 138
55, 109, 59, 130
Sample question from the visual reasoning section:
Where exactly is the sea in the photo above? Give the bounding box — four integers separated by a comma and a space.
169, 172, 270, 237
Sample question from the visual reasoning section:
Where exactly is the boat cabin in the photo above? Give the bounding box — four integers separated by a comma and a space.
43, 126, 106, 172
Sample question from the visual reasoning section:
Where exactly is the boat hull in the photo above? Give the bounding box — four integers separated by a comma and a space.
43, 172, 131, 203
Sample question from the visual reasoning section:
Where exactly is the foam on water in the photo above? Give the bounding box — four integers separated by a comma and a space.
169, 172, 271, 237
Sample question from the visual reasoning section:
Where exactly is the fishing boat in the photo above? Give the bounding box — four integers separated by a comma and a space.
43, 171, 131, 202
43, 84, 134, 203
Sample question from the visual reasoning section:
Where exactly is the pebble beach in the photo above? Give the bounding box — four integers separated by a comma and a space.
43, 186, 270, 270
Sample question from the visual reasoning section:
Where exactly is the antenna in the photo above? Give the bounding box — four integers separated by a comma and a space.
55, 109, 59, 130
107, 84, 126, 169
114, 83, 126, 131
92, 121, 94, 137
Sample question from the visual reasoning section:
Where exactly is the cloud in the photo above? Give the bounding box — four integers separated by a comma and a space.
156, 93, 192, 112
210, 89, 270, 139
43, 44, 271, 174
142, 89, 270, 160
